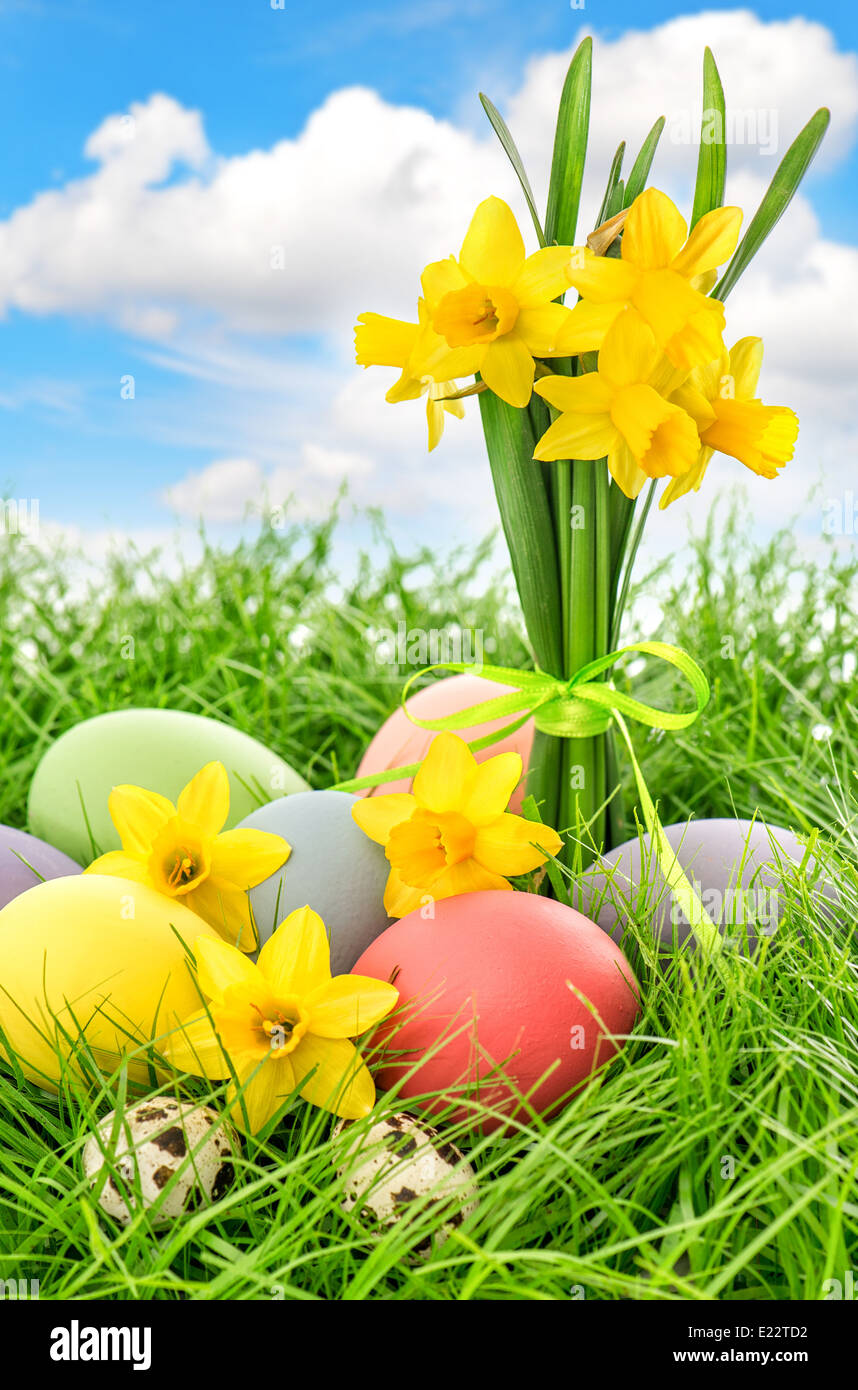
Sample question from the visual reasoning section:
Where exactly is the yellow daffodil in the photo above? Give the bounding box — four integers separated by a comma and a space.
660, 337, 799, 507
351, 731, 563, 917
84, 761, 290, 952
533, 308, 705, 498
164, 907, 398, 1132
355, 301, 466, 450
367, 195, 577, 410
561, 188, 742, 369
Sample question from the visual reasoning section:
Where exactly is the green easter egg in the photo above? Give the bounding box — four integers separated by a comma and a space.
28, 708, 308, 865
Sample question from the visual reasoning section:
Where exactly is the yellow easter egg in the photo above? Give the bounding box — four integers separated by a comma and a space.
0, 875, 218, 1090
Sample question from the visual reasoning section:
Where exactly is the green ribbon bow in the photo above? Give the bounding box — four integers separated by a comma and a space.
333, 640, 721, 954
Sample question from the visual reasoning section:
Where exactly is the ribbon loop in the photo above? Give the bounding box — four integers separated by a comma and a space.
400, 640, 709, 747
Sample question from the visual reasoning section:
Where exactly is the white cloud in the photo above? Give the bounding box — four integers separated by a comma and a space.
508, 12, 858, 224
162, 457, 264, 522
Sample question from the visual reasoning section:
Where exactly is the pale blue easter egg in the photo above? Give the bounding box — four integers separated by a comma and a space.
28, 708, 308, 865
237, 790, 391, 974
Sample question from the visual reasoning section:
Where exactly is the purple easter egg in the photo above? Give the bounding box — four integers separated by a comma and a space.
0, 825, 82, 910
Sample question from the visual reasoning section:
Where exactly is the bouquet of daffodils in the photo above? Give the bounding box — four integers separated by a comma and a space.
355, 41, 827, 873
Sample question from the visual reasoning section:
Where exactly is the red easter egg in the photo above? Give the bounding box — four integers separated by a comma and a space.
356, 673, 535, 813
353, 890, 640, 1134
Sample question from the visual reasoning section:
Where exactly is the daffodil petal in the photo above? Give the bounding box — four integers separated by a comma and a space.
664, 301, 727, 371
512, 246, 575, 306
293, 1035, 376, 1119
459, 196, 525, 285
534, 372, 613, 414
209, 828, 291, 890
162, 1011, 231, 1079
670, 384, 717, 434
516, 303, 575, 356
413, 731, 477, 814
533, 411, 617, 462
383, 867, 431, 919
599, 307, 662, 387
659, 447, 714, 508
191, 936, 262, 1006
421, 257, 468, 307
175, 761, 230, 837
553, 300, 623, 354
474, 813, 563, 875
351, 793, 417, 845
431, 858, 512, 899
232, 1056, 295, 1133
108, 785, 174, 855
566, 247, 638, 303
83, 850, 148, 881
460, 752, 523, 826
479, 334, 534, 408
257, 904, 332, 996
189, 877, 257, 951
631, 271, 714, 354
727, 337, 764, 401
670, 206, 742, 279
386, 369, 425, 404
427, 396, 445, 451
411, 336, 484, 383
607, 441, 649, 499
622, 188, 687, 271
355, 312, 419, 368
305, 975, 399, 1039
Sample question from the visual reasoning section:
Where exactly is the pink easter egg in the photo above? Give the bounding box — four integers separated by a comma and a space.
352, 890, 640, 1134
356, 673, 535, 812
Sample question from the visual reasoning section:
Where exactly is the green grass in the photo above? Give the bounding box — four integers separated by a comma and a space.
1, 501, 857, 1301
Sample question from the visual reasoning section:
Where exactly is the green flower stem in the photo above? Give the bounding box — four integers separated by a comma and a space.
478, 385, 563, 831
562, 459, 604, 863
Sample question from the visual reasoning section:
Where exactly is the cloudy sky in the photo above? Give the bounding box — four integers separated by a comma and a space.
1, 0, 856, 564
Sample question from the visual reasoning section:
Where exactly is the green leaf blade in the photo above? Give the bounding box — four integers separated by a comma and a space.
479, 93, 546, 247
544, 36, 593, 246
625, 116, 666, 206
690, 46, 727, 229
714, 107, 830, 302
477, 387, 563, 676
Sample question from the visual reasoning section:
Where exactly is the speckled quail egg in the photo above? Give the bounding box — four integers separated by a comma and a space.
333, 1112, 478, 1257
82, 1098, 239, 1227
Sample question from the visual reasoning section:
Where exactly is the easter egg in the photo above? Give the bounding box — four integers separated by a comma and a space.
356, 674, 534, 813
576, 818, 828, 953
0, 824, 82, 910
333, 1112, 478, 1258
0, 874, 224, 1089
237, 790, 390, 970
352, 890, 639, 1133
28, 707, 308, 864
83, 1099, 238, 1228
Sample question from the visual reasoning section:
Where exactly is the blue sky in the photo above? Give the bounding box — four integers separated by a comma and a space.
1, 0, 856, 558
